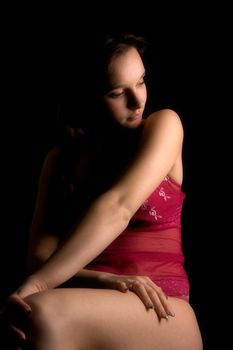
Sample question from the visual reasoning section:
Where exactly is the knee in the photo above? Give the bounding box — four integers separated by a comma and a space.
24, 291, 93, 349
25, 291, 61, 335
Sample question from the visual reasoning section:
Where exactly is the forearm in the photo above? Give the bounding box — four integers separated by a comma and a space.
30, 191, 130, 289
27, 234, 58, 273
27, 238, 110, 286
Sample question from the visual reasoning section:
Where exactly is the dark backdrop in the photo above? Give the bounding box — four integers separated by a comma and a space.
1, 5, 229, 349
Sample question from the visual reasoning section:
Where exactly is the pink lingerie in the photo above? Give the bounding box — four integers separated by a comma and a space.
85, 176, 189, 299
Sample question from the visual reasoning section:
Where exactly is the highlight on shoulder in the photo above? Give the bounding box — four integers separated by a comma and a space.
145, 108, 182, 123
143, 109, 184, 136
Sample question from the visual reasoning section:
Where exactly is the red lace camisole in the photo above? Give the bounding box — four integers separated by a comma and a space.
85, 176, 189, 299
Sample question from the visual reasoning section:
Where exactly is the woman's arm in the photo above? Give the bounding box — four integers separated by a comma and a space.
27, 147, 62, 272
26, 148, 126, 288
23, 109, 183, 291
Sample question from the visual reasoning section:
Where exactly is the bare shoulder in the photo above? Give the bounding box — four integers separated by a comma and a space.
143, 109, 184, 138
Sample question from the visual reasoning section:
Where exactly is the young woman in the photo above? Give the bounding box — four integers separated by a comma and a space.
4, 33, 203, 349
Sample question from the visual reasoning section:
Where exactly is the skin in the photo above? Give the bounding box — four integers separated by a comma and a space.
4, 47, 203, 349
104, 47, 147, 129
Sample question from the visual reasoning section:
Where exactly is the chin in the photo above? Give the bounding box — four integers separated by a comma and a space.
125, 117, 143, 129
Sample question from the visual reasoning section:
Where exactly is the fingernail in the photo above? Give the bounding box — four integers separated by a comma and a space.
163, 314, 169, 320
168, 311, 175, 317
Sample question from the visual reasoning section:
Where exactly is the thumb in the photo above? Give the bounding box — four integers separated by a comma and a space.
8, 293, 32, 315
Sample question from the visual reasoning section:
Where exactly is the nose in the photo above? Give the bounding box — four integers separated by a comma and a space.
127, 90, 143, 110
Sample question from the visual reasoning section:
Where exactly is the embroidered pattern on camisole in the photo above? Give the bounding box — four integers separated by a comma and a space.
85, 176, 189, 299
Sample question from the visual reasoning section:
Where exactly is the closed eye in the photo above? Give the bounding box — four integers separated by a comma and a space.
107, 91, 125, 98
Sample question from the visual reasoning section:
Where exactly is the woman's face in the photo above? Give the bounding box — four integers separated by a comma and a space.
104, 47, 147, 129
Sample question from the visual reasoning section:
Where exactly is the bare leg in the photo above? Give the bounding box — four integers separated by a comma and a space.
25, 288, 203, 350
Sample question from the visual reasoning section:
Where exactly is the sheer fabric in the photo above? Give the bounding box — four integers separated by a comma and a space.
85, 176, 189, 299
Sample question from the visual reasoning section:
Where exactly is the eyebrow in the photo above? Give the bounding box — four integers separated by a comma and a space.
109, 71, 146, 91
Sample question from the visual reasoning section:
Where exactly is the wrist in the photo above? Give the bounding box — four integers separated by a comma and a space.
96, 271, 115, 284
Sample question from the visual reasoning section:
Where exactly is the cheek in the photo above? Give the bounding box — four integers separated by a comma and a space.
105, 101, 126, 123
105, 100, 123, 115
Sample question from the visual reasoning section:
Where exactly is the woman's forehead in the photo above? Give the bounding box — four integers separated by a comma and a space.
107, 48, 145, 87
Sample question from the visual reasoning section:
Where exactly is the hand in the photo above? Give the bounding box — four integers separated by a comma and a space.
0, 295, 31, 350
98, 273, 175, 320
1, 275, 48, 348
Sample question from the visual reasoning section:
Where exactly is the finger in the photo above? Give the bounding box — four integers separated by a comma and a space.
144, 280, 175, 317
117, 281, 129, 292
147, 288, 168, 319
153, 287, 175, 317
8, 294, 32, 315
10, 324, 26, 341
129, 281, 154, 310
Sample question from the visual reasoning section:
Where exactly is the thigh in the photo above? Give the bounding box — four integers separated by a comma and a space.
26, 288, 203, 350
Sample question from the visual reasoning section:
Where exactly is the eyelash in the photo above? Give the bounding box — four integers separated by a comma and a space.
109, 80, 145, 98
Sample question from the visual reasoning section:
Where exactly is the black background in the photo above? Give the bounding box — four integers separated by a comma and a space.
1, 3, 230, 349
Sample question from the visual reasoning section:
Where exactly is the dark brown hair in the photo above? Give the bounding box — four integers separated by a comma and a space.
59, 32, 147, 129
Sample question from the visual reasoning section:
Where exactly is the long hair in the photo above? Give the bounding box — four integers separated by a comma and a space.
58, 32, 147, 132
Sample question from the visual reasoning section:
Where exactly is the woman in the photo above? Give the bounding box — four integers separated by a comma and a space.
4, 33, 203, 349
